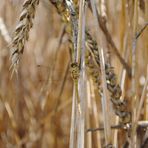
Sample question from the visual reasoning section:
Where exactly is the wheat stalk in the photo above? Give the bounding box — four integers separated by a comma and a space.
131, 0, 139, 146
65, 1, 80, 148
89, 0, 112, 146
76, 1, 86, 148
0, 17, 11, 43
10, 0, 40, 73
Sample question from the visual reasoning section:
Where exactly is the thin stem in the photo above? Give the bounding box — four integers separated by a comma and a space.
89, 0, 112, 146
135, 22, 148, 39
69, 86, 78, 148
54, 61, 69, 112
39, 25, 66, 108
87, 121, 148, 132
86, 80, 93, 148
77, 1, 86, 148
90, 79, 101, 148
136, 66, 148, 123
131, 0, 138, 147
87, 124, 127, 132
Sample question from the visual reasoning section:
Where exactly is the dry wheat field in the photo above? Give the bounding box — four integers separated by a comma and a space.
0, 0, 148, 148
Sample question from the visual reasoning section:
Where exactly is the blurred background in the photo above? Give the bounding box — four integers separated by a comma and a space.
0, 0, 147, 147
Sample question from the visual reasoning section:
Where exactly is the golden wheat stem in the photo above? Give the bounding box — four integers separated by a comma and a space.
130, 0, 138, 148
131, 0, 139, 146
69, 85, 78, 148
130, 23, 148, 148
86, 80, 92, 148
100, 0, 107, 18
65, 1, 80, 148
90, 79, 102, 148
4, 101, 16, 129
0, 17, 11, 43
77, 1, 86, 148
89, 0, 112, 146
136, 66, 148, 124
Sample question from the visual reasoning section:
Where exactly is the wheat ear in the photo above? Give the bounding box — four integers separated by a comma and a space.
10, 0, 39, 73
86, 31, 131, 124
